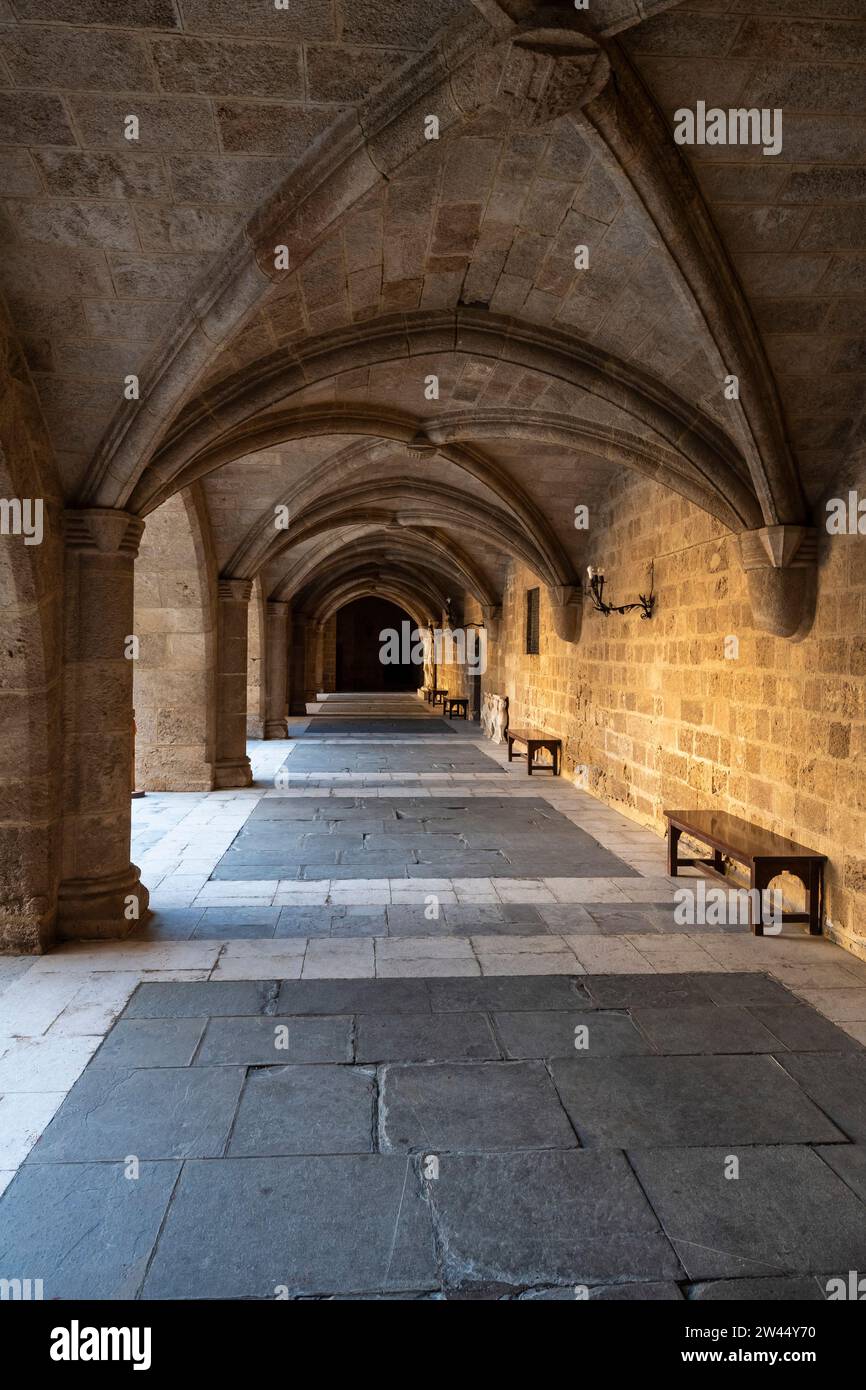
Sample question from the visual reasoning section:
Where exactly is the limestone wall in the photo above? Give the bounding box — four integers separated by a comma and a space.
475, 469, 866, 959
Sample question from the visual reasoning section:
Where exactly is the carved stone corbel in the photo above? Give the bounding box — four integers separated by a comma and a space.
549, 583, 583, 643
481, 603, 502, 642
738, 525, 818, 639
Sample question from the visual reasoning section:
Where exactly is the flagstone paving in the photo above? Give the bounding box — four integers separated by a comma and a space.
210, 796, 636, 882
2, 971, 866, 1300
4, 711, 866, 1296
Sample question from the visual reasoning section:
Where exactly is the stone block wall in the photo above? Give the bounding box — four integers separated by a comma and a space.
469, 467, 866, 959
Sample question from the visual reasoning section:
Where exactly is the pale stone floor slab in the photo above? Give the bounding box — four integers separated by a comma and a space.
1, 971, 865, 1300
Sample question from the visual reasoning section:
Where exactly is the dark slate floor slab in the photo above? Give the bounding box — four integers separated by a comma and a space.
428, 975, 588, 1013
190, 906, 280, 938
383, 907, 459, 936
300, 719, 458, 735
274, 907, 338, 937
584, 908, 659, 935
379, 1061, 577, 1153
318, 909, 389, 937
426, 1151, 680, 1288
197, 907, 281, 928
749, 1004, 863, 1052
196, 1014, 352, 1065
630, 1004, 785, 1055
494, 1010, 651, 1059
281, 747, 501, 772
538, 905, 596, 932
27, 1066, 246, 1162
522, 1282, 683, 1300
582, 974, 724, 1009
123, 980, 276, 1018
92, 1017, 207, 1068
688, 1277, 828, 1300
0, 1161, 180, 1300
814, 1143, 866, 1204
10, 968, 862, 1301
388, 903, 546, 934
630, 1146, 866, 1280
228, 1066, 375, 1156
130, 908, 202, 941
776, 1053, 866, 1138
548, 1055, 846, 1147
190, 919, 278, 939
277, 977, 431, 1015
212, 796, 636, 880
355, 1012, 500, 1063
141, 1155, 436, 1298
689, 973, 796, 1007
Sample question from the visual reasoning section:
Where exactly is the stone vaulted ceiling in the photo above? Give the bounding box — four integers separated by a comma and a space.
623, 0, 866, 500
1, 0, 863, 629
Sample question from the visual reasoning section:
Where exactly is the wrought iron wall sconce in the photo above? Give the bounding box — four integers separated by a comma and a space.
586, 562, 655, 619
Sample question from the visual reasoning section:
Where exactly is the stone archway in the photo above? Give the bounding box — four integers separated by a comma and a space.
335, 596, 419, 693
132, 487, 218, 792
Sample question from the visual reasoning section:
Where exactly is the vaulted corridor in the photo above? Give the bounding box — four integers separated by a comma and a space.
1, 0, 866, 1325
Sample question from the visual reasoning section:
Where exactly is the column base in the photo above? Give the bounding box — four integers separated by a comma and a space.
0, 907, 56, 955
56, 864, 150, 940
214, 756, 253, 788
264, 719, 289, 739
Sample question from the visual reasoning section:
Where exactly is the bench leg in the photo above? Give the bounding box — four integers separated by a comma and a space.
507, 739, 514, 763
667, 825, 682, 877
527, 743, 534, 776
749, 863, 774, 937
808, 862, 823, 935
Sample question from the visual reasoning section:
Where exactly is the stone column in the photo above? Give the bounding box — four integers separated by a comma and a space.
288, 611, 304, 715
288, 612, 321, 713
214, 578, 253, 787
264, 601, 289, 738
57, 509, 149, 938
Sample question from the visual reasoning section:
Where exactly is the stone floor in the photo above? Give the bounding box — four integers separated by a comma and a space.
3, 694, 866, 1297
2, 971, 866, 1299
210, 794, 636, 882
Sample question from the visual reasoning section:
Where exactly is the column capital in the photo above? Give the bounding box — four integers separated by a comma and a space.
218, 577, 253, 603
63, 508, 144, 558
266, 600, 290, 619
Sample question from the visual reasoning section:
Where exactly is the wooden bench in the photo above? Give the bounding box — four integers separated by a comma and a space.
444, 696, 469, 719
665, 808, 826, 937
507, 727, 562, 776
424, 686, 448, 706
